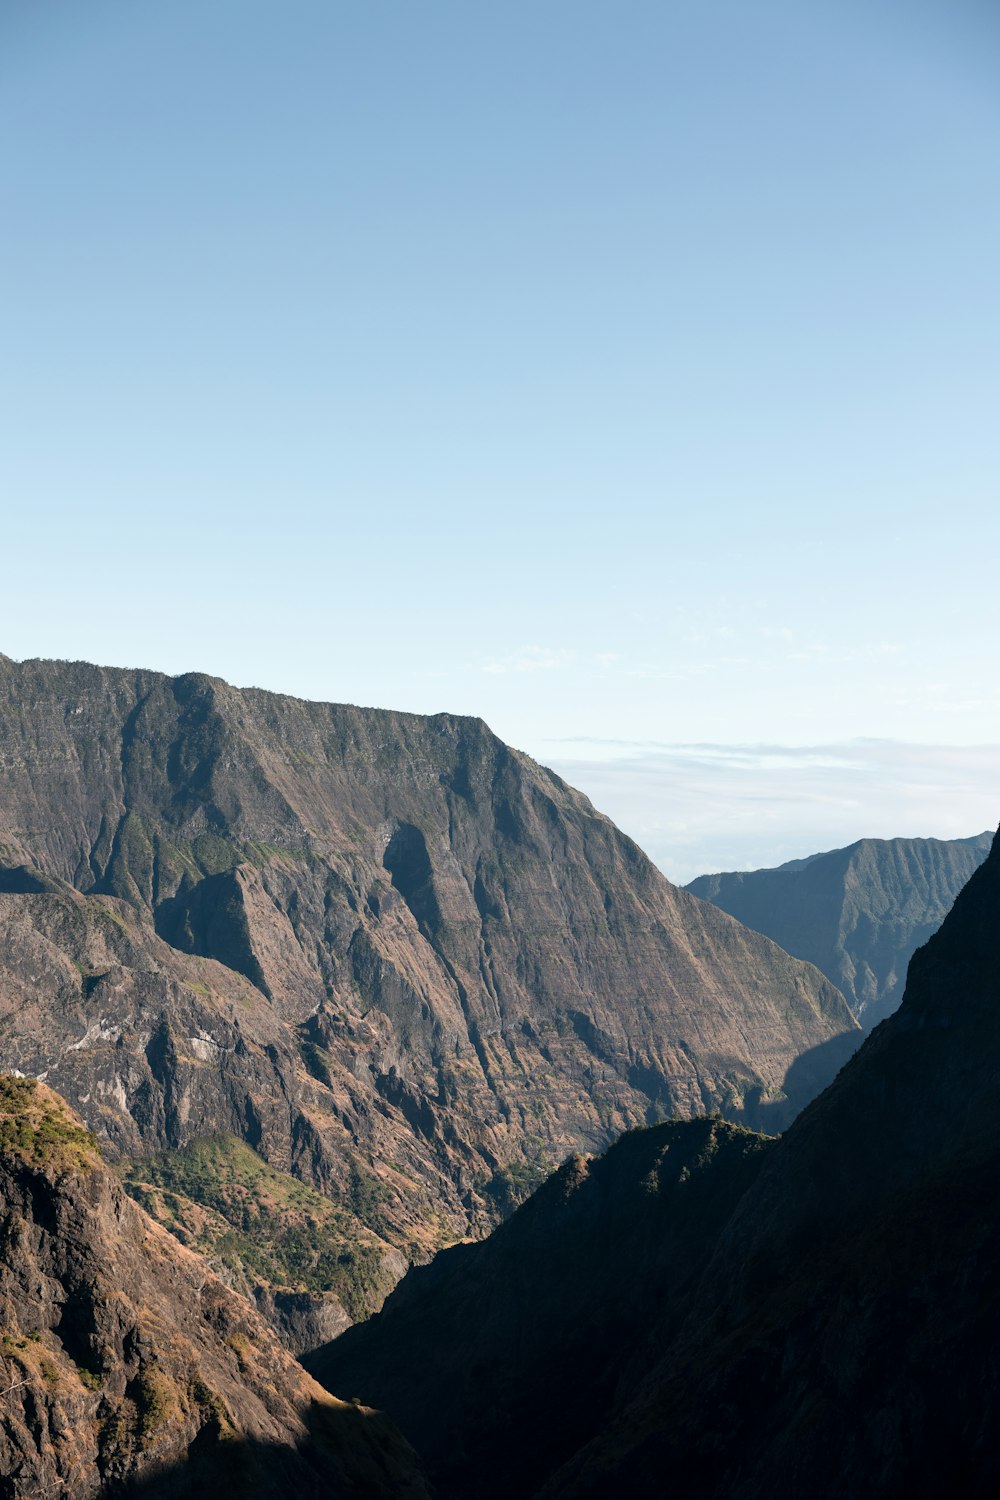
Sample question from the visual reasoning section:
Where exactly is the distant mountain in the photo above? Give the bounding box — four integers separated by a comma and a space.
687, 831, 993, 1028
0, 1077, 428, 1499
312, 821, 1000, 1498
0, 657, 856, 1338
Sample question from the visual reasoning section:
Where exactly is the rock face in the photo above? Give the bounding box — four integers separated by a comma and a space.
0, 1077, 429, 1499
0, 656, 855, 1317
317, 819, 1000, 1498
687, 831, 993, 1029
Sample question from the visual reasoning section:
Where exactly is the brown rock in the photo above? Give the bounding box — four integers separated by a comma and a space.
0, 1077, 430, 1499
0, 657, 858, 1315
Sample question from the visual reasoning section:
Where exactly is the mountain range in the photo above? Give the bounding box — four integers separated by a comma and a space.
2, 654, 997, 1495
687, 831, 993, 1029
309, 816, 1000, 1497
0, 656, 856, 1345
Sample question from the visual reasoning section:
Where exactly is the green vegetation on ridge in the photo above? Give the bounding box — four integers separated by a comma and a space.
120, 1135, 394, 1322
0, 1077, 99, 1173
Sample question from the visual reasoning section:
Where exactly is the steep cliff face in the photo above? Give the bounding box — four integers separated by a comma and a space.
318, 821, 1000, 1499
0, 657, 856, 1318
0, 1078, 429, 1500
687, 831, 993, 1028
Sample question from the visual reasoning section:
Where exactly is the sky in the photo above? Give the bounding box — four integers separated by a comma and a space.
2, 0, 999, 880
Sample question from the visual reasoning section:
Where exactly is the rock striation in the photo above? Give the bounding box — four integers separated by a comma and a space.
317, 818, 1000, 1498
0, 657, 856, 1323
687, 830, 993, 1029
0, 1077, 429, 1499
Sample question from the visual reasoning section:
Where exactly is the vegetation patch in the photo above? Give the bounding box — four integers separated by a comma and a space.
480, 1151, 555, 1216
0, 1077, 100, 1173
135, 1364, 181, 1443
120, 1135, 394, 1322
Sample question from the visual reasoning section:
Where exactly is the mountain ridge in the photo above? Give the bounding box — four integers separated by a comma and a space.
0, 1075, 430, 1499
0, 655, 856, 1338
312, 817, 1000, 1497
687, 829, 993, 1027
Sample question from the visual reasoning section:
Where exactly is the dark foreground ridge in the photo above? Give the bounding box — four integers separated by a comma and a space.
312, 819, 1000, 1499
0, 656, 856, 1338
306, 1113, 769, 1500
688, 830, 993, 1029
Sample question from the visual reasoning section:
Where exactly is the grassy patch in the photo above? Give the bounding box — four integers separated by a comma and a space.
0, 1077, 99, 1173
120, 1136, 392, 1322
135, 1365, 181, 1443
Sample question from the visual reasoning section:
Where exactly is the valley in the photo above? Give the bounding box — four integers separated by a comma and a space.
0, 656, 996, 1496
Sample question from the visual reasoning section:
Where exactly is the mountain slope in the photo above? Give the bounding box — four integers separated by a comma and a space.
687, 831, 992, 1027
0, 656, 855, 1321
547, 818, 1000, 1497
305, 1115, 768, 1500
0, 1077, 429, 1500
314, 818, 1000, 1498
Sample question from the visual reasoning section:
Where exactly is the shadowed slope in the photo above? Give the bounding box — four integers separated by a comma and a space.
306, 1115, 768, 1500
545, 818, 1000, 1497
317, 820, 1000, 1499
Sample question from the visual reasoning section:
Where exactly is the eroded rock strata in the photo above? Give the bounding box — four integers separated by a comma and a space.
0, 656, 856, 1327
318, 821, 1000, 1498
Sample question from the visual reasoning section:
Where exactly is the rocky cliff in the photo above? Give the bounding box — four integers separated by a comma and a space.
0, 1077, 429, 1499
687, 831, 992, 1028
318, 818, 1000, 1498
0, 656, 856, 1330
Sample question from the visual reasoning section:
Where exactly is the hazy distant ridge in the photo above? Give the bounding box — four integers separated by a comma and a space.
687, 831, 993, 1028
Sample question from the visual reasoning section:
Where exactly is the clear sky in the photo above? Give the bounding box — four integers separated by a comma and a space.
3, 0, 999, 878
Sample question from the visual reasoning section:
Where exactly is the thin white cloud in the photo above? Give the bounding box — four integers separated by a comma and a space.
482, 646, 577, 675
532, 738, 1000, 885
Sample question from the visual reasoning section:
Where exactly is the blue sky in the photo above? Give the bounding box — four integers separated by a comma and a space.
3, 0, 999, 876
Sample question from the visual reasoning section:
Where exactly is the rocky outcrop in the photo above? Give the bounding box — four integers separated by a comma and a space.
0, 1077, 429, 1499
687, 831, 993, 1028
0, 657, 857, 1316
320, 819, 1000, 1498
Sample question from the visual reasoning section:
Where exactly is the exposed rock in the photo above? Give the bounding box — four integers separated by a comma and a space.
0, 1077, 430, 1499
321, 819, 1000, 1498
687, 830, 993, 1028
0, 656, 857, 1319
